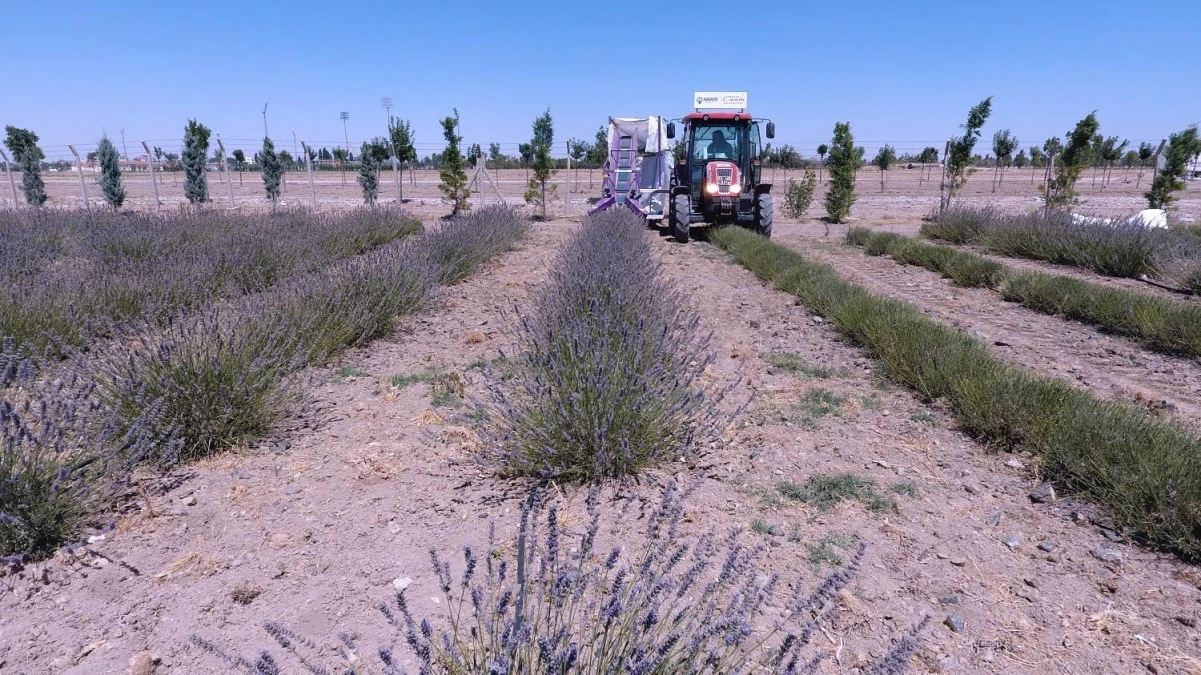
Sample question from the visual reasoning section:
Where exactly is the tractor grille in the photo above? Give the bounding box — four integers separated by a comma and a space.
716, 168, 733, 187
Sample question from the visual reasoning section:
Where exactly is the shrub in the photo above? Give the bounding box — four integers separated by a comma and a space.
3, 126, 46, 207
192, 485, 928, 674
481, 209, 721, 481
96, 134, 125, 209
784, 168, 817, 218
713, 225, 1201, 559
524, 108, 555, 219
182, 119, 211, 204
357, 141, 379, 205
824, 122, 858, 223
851, 228, 1005, 288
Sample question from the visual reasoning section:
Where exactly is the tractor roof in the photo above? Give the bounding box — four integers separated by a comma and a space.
684, 111, 754, 122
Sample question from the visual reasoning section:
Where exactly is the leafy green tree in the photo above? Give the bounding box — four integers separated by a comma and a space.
1147, 125, 1201, 209
824, 122, 858, 223
181, 119, 211, 204
96, 134, 125, 209
816, 143, 829, 182
1047, 112, 1100, 208
524, 108, 555, 219
278, 149, 293, 170
232, 149, 246, 186
438, 110, 470, 214
466, 143, 482, 168
332, 147, 348, 185
518, 141, 533, 184
1014, 149, 1028, 168
784, 167, 817, 218
1136, 141, 1155, 188
260, 137, 282, 207
4, 126, 46, 206
358, 140, 380, 205
872, 144, 896, 191
941, 97, 992, 212
488, 142, 504, 166
991, 129, 1017, 191
1028, 146, 1045, 168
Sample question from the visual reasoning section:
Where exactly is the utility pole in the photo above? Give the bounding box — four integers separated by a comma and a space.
262, 103, 269, 138
301, 140, 316, 210
292, 131, 298, 158
120, 129, 128, 160
340, 111, 350, 187
382, 97, 400, 207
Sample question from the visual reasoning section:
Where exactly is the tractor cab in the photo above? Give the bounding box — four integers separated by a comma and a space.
664, 93, 775, 243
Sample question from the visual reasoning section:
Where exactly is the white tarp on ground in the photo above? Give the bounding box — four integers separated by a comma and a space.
1069, 208, 1168, 229
607, 117, 668, 154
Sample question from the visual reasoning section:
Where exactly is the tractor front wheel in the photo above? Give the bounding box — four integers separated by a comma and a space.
671, 195, 691, 243
754, 193, 774, 238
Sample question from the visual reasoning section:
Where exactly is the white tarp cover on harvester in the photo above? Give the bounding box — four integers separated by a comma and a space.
607, 117, 668, 154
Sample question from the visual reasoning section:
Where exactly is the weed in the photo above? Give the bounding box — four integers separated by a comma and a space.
790, 388, 845, 428
762, 351, 844, 378
805, 533, 859, 570
779, 473, 898, 513
750, 518, 773, 534
890, 481, 919, 498
910, 410, 934, 425
430, 372, 465, 409
861, 395, 883, 410
336, 365, 367, 379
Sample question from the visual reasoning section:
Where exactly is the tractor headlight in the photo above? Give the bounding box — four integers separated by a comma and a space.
705, 183, 719, 194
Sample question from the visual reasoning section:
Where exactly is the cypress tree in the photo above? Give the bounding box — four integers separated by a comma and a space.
358, 141, 379, 205
824, 122, 858, 223
181, 119, 211, 204
96, 134, 125, 209
438, 110, 469, 215
260, 136, 282, 206
4, 126, 46, 206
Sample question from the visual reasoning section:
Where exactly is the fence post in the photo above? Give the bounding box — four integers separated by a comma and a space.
938, 140, 951, 215
301, 140, 316, 210
67, 145, 91, 213
0, 149, 18, 208
1044, 152, 1055, 218
216, 136, 236, 209
566, 141, 572, 196
141, 141, 161, 212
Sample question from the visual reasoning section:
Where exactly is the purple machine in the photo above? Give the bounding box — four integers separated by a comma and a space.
588, 116, 672, 221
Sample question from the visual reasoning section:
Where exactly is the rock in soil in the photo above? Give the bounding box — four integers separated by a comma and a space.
1029, 481, 1055, 503
1091, 548, 1124, 565
944, 613, 966, 634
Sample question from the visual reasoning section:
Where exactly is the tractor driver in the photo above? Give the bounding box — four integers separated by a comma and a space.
707, 130, 736, 159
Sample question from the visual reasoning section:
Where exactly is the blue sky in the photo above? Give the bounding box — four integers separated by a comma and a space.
4, 0, 1199, 160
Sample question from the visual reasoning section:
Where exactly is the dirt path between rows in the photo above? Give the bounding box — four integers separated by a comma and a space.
773, 224, 1201, 428
3, 221, 1200, 675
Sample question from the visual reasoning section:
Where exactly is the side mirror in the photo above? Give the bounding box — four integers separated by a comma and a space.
666, 122, 676, 139
765, 122, 776, 139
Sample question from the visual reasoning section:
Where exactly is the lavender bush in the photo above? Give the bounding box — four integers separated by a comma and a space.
1, 360, 181, 561
922, 205, 1201, 287
194, 485, 927, 673
0, 208, 423, 358
480, 209, 724, 481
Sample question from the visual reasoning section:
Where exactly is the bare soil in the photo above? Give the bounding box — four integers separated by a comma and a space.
4, 218, 1201, 675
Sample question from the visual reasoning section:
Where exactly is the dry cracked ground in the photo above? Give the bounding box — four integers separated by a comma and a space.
3, 217, 1201, 675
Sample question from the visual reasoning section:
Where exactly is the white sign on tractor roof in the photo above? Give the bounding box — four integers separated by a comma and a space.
694, 91, 748, 110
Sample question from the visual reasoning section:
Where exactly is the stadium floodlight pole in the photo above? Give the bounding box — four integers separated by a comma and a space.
262, 103, 269, 138
66, 144, 91, 213
340, 111, 350, 154
141, 141, 161, 211
0, 149, 18, 208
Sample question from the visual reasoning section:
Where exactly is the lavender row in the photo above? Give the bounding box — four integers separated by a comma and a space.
2, 206, 528, 561
0, 208, 423, 357
480, 208, 726, 481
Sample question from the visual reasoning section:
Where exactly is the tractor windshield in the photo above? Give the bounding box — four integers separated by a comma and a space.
693, 124, 743, 162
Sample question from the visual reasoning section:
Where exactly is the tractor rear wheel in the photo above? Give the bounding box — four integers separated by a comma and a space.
754, 193, 774, 238
671, 195, 691, 243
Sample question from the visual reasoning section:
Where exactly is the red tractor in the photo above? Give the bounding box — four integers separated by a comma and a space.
665, 99, 775, 243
